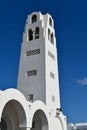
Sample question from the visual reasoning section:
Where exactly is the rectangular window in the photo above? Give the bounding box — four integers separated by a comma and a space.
27, 94, 33, 102
48, 50, 55, 60
26, 48, 40, 56
27, 70, 37, 77
50, 72, 55, 79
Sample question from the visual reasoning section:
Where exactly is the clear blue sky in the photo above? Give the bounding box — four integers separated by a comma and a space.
0, 0, 87, 124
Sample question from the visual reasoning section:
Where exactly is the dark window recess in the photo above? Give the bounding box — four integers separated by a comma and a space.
48, 28, 54, 45
49, 17, 52, 26
48, 51, 55, 60
28, 94, 33, 102
28, 29, 33, 41
35, 27, 39, 39
27, 70, 37, 77
32, 14, 37, 23
48, 29, 50, 40
26, 49, 40, 56
50, 72, 55, 79
51, 33, 54, 44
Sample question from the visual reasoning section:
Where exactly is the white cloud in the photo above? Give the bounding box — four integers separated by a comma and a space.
77, 78, 87, 85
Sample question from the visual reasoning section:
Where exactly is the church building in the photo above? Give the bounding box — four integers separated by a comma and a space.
0, 12, 67, 130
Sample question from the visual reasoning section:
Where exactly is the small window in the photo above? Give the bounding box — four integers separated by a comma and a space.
48, 29, 50, 40
35, 27, 39, 39
51, 33, 54, 44
27, 94, 33, 102
27, 70, 37, 77
49, 17, 52, 26
32, 14, 37, 23
28, 29, 33, 41
50, 72, 55, 79
48, 50, 55, 60
26, 49, 40, 56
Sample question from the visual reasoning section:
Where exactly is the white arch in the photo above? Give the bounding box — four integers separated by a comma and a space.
0, 88, 30, 128
28, 101, 50, 129
0, 89, 66, 130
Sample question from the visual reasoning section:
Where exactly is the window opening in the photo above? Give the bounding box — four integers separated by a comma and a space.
26, 49, 40, 56
48, 29, 50, 40
49, 17, 52, 26
27, 70, 37, 77
48, 50, 55, 60
27, 94, 33, 102
32, 15, 37, 23
50, 72, 55, 79
51, 33, 54, 44
35, 27, 39, 39
28, 29, 33, 41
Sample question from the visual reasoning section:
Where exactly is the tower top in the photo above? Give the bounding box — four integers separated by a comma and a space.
23, 11, 56, 47
26, 12, 54, 28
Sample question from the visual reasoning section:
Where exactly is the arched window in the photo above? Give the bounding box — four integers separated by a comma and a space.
32, 14, 37, 23
28, 29, 33, 41
49, 17, 52, 26
48, 29, 50, 40
35, 27, 39, 39
51, 33, 54, 44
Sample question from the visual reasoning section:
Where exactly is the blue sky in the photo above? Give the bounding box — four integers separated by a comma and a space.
0, 0, 87, 124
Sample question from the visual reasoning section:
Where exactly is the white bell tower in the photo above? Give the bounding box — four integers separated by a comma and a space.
17, 12, 61, 112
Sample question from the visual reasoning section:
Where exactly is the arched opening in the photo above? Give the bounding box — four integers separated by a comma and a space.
49, 17, 52, 27
48, 29, 50, 40
0, 100, 27, 130
31, 110, 48, 130
28, 29, 33, 41
51, 33, 54, 44
35, 27, 39, 39
32, 15, 37, 23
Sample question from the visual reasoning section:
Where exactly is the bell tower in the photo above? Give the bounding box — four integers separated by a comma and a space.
17, 12, 60, 112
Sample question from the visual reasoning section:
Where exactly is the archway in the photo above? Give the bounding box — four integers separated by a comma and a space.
0, 100, 27, 130
31, 110, 48, 130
